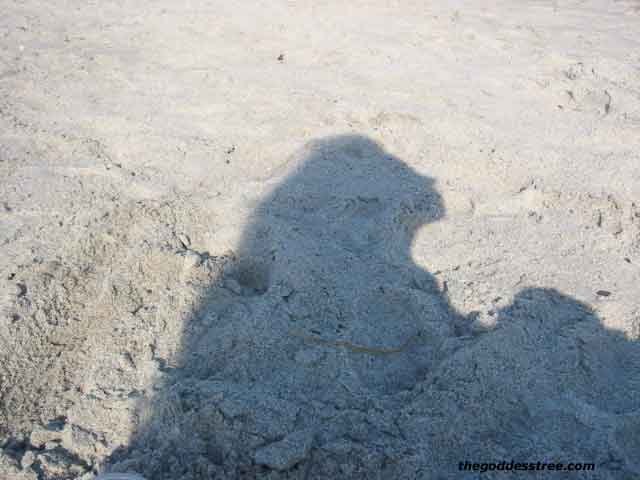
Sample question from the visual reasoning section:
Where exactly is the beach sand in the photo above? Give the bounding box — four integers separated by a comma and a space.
1, 1, 640, 478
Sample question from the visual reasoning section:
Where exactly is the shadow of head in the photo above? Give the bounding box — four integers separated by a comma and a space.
229, 134, 445, 295
496, 287, 596, 330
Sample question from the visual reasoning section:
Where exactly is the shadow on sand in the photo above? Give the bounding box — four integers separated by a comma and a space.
106, 135, 639, 479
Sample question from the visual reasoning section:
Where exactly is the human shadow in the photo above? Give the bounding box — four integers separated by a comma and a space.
394, 287, 640, 479
105, 135, 639, 479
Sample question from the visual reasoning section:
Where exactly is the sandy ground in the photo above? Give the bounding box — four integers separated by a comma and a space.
1, 1, 640, 479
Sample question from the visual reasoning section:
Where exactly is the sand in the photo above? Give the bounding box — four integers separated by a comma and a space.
1, 1, 640, 479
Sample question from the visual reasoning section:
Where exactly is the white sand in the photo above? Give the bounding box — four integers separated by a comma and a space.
1, 1, 640, 478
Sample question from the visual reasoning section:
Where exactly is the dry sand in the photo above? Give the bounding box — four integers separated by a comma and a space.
1, 1, 640, 479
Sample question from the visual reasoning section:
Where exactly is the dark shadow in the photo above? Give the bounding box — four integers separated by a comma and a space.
105, 135, 640, 479
394, 287, 640, 479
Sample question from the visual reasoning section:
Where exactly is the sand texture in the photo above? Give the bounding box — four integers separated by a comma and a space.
1, 1, 640, 479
